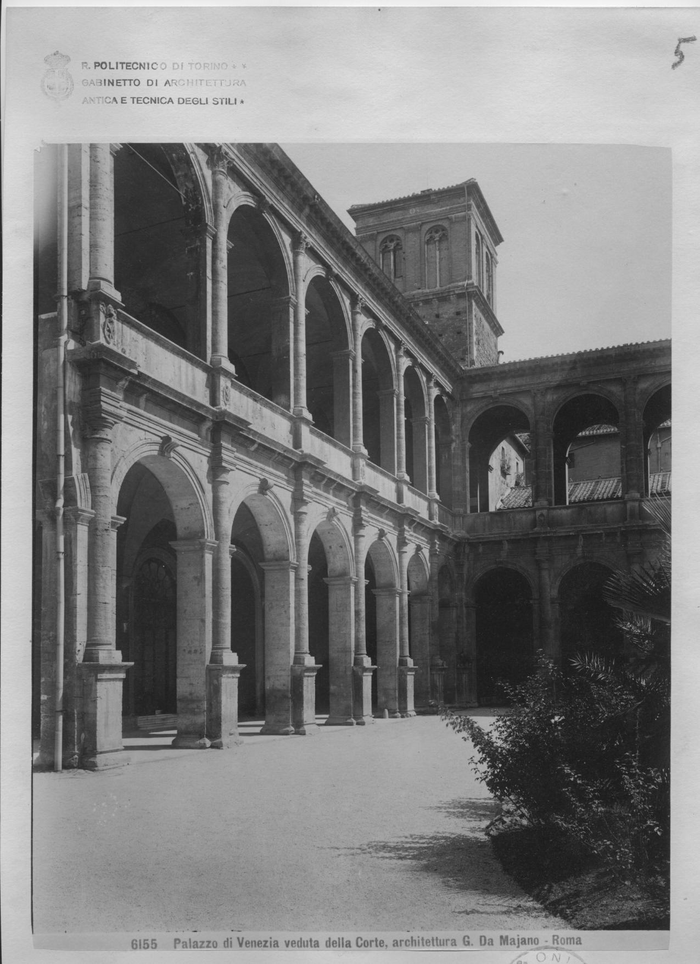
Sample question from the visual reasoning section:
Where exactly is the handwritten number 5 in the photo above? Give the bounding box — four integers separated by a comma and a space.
672, 36, 696, 69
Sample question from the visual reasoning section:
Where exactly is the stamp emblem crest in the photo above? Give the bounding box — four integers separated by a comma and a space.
41, 51, 74, 101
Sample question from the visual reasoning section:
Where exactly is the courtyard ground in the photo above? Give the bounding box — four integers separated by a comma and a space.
33, 713, 567, 934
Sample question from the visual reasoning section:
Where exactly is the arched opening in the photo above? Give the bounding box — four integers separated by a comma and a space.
117, 466, 176, 722
475, 568, 534, 704
307, 518, 355, 725
308, 531, 330, 714
114, 144, 200, 354
305, 277, 351, 444
227, 205, 291, 408
403, 366, 427, 491
230, 501, 265, 719
553, 394, 621, 506
559, 562, 623, 668
468, 405, 531, 513
129, 551, 177, 717
438, 566, 457, 704
434, 395, 453, 507
643, 385, 671, 496
365, 539, 399, 717
380, 235, 403, 286
408, 553, 431, 708
361, 328, 396, 473
232, 492, 294, 736
365, 555, 378, 711
116, 455, 207, 738
425, 225, 448, 289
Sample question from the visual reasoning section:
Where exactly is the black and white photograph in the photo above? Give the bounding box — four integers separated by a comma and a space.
2, 6, 699, 964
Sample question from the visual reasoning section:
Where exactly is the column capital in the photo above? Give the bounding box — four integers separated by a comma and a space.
351, 293, 367, 314
293, 231, 311, 254
81, 386, 124, 438
207, 144, 229, 174
324, 575, 357, 587
110, 514, 126, 532
170, 538, 217, 555
209, 443, 236, 483
259, 560, 298, 573
331, 347, 355, 361
64, 506, 95, 527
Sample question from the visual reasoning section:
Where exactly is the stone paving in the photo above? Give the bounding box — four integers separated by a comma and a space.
33, 714, 566, 934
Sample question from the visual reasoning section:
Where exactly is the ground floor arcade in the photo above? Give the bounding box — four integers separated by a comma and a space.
36, 414, 665, 768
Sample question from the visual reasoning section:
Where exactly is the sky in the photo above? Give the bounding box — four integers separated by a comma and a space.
280, 144, 671, 364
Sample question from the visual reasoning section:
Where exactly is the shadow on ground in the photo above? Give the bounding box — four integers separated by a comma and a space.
428, 797, 497, 822
328, 797, 541, 916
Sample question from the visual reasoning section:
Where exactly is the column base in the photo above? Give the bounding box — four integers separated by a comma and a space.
210, 354, 237, 375
78, 662, 133, 770
171, 735, 211, 749
260, 723, 295, 735
352, 662, 376, 722
206, 662, 246, 748
375, 709, 402, 720
82, 747, 132, 770
324, 716, 357, 726
291, 661, 320, 734
399, 663, 417, 717
351, 451, 367, 482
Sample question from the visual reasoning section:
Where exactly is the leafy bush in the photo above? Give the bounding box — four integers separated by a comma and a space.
442, 654, 669, 880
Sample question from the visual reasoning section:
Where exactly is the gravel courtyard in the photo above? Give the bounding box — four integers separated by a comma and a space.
33, 714, 566, 934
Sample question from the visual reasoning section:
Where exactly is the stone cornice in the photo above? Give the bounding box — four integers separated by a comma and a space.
467, 285, 504, 337
459, 339, 671, 396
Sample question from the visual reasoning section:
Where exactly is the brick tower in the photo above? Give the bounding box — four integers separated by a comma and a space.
349, 180, 504, 367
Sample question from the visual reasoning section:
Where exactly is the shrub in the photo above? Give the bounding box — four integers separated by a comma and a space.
442, 653, 669, 880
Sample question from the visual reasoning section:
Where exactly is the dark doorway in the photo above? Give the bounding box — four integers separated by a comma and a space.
364, 557, 378, 712
308, 532, 330, 714
559, 563, 623, 668
475, 568, 534, 703
231, 553, 262, 718
130, 558, 177, 715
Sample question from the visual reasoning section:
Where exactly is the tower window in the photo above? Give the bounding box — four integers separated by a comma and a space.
380, 235, 403, 281
485, 248, 494, 305
475, 231, 483, 290
425, 225, 448, 288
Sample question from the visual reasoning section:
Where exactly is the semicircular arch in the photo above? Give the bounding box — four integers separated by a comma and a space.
230, 483, 294, 563
467, 560, 536, 603
366, 537, 398, 588
111, 439, 213, 541
306, 511, 354, 577
551, 386, 623, 427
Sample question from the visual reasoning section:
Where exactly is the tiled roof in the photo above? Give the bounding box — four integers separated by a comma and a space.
348, 181, 471, 211
497, 472, 671, 510
649, 471, 672, 496
498, 485, 533, 510
568, 477, 622, 503
576, 424, 618, 437
478, 339, 671, 367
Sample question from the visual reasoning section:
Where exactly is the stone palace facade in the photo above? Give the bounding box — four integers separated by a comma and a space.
33, 143, 671, 768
